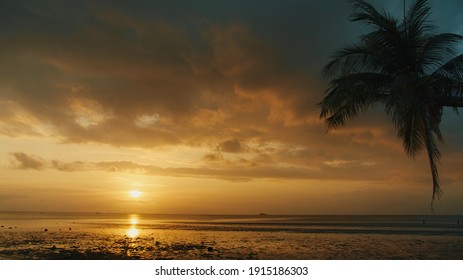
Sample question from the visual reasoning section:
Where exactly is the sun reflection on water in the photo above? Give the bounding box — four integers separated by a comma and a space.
127, 227, 139, 238
129, 214, 139, 225
127, 214, 140, 238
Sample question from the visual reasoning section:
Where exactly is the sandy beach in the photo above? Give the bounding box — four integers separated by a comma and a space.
1, 213, 462, 260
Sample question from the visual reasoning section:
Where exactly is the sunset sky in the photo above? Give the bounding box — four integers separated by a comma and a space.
1, 0, 463, 214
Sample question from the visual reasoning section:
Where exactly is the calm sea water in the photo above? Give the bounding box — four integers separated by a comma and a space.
1, 212, 462, 259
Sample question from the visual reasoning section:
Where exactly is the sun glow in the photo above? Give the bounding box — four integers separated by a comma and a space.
127, 227, 139, 238
128, 190, 142, 198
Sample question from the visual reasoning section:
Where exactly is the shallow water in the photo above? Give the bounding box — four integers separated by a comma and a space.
1, 212, 462, 259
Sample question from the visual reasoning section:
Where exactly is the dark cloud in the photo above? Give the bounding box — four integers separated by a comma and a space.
219, 139, 244, 153
8, 152, 46, 170
1, 0, 461, 147
51, 160, 86, 172
0, 0, 353, 150
4, 151, 437, 185
203, 153, 224, 161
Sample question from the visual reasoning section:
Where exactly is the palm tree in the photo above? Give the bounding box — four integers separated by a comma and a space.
320, 0, 463, 204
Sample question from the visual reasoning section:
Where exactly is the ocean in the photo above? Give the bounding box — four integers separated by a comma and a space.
1, 212, 462, 260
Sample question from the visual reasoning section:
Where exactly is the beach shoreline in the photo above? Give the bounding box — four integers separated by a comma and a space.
1, 213, 462, 260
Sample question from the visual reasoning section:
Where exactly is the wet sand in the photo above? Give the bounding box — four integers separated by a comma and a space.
1, 224, 463, 260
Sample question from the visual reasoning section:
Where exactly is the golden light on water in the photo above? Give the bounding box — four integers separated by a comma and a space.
127, 227, 139, 238
128, 190, 142, 198
126, 214, 140, 238
129, 214, 139, 225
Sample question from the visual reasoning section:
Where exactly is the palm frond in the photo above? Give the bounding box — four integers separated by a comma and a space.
423, 112, 442, 203
396, 103, 426, 158
430, 75, 463, 97
432, 54, 463, 82
419, 34, 463, 73
406, 0, 434, 37
349, 0, 396, 31
320, 72, 391, 130
322, 45, 385, 79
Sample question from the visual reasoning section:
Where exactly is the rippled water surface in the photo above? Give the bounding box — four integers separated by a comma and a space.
1, 212, 462, 259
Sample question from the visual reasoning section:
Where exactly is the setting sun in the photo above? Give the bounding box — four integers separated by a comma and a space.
128, 190, 142, 198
